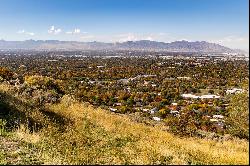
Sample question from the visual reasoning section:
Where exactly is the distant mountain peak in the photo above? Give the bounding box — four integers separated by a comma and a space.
0, 39, 242, 53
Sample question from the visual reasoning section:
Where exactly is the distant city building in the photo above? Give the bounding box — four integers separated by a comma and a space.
181, 94, 220, 99
152, 117, 161, 121
226, 88, 244, 95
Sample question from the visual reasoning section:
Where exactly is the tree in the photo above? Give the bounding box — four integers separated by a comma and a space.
0, 67, 14, 80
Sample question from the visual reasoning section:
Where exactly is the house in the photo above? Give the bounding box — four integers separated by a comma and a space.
164, 77, 175, 81
134, 107, 141, 111
150, 107, 158, 114
171, 103, 178, 106
213, 121, 225, 130
109, 108, 117, 112
142, 109, 149, 112
208, 103, 213, 107
226, 88, 244, 94
48, 59, 58, 62
152, 117, 161, 121
200, 95, 220, 99
118, 79, 129, 84
19, 64, 27, 69
135, 102, 143, 107
113, 102, 122, 106
169, 108, 180, 117
181, 94, 220, 99
215, 106, 223, 111
177, 76, 191, 80
181, 94, 198, 98
169, 105, 177, 111
222, 104, 229, 107
152, 84, 157, 87
89, 80, 95, 84
213, 115, 224, 119
170, 110, 179, 114
208, 101, 213, 104
210, 118, 219, 122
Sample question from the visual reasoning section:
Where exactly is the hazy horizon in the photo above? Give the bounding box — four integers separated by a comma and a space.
0, 0, 248, 51
0, 38, 247, 52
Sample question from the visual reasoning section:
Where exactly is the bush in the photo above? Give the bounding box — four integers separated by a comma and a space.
24, 75, 64, 94
25, 75, 52, 87
0, 67, 14, 80
120, 106, 129, 114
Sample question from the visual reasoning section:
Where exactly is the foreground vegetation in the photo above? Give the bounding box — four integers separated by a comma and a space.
0, 82, 249, 165
0, 51, 249, 164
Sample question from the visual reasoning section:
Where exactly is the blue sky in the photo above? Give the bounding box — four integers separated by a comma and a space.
0, 0, 248, 50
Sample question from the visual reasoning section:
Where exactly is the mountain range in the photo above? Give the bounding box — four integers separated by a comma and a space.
0, 39, 245, 53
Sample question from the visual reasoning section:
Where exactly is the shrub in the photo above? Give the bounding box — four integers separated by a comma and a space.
0, 67, 14, 80
24, 75, 64, 94
24, 75, 52, 87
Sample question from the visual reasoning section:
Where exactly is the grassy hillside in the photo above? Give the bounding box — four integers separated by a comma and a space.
0, 82, 249, 165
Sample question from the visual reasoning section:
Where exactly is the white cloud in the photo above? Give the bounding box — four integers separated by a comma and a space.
17, 30, 35, 36
66, 28, 87, 35
158, 32, 169, 36
48, 25, 62, 35
219, 36, 246, 43
17, 30, 25, 34
112, 33, 176, 43
54, 29, 61, 34
116, 33, 138, 42
177, 38, 192, 41
114, 33, 158, 42
74, 28, 80, 34
80, 35, 95, 39
208, 35, 249, 51
26, 32, 35, 36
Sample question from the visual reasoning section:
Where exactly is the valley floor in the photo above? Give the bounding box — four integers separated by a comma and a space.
0, 83, 249, 165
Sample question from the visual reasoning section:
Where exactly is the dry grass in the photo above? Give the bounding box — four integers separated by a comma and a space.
0, 85, 249, 165
42, 96, 249, 165
16, 124, 41, 144
0, 83, 12, 93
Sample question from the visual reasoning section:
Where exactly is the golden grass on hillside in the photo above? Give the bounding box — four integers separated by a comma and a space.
0, 83, 12, 93
0, 84, 249, 165
40, 95, 249, 165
